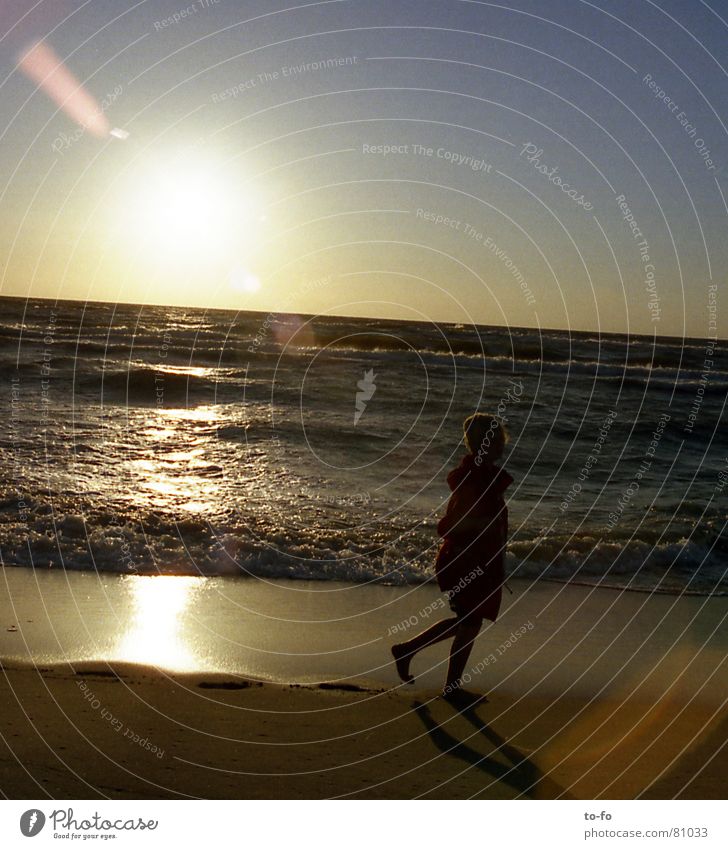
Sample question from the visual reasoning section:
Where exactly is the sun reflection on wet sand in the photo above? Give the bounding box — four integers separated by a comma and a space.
114, 576, 206, 671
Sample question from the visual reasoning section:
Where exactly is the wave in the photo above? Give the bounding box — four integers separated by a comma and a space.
507, 534, 728, 595
2, 494, 725, 595
78, 366, 222, 404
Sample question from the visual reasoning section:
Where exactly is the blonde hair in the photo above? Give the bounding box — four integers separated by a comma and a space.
463, 412, 509, 464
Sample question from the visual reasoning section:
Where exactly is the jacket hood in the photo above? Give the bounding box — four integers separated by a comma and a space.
447, 454, 513, 493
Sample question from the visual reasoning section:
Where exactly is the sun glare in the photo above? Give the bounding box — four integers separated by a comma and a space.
140, 170, 224, 240
115, 151, 261, 272
229, 267, 261, 293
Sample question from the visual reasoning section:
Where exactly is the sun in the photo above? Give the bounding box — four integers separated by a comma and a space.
114, 150, 259, 269
139, 169, 226, 244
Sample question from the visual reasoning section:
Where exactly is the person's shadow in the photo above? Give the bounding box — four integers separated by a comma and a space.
413, 699, 568, 798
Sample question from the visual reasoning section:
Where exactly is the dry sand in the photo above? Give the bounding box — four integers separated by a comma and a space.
0, 658, 725, 799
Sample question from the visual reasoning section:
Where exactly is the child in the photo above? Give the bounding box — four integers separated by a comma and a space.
391, 413, 513, 702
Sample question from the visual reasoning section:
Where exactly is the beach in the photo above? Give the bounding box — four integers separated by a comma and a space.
1, 0, 727, 826
1, 568, 725, 799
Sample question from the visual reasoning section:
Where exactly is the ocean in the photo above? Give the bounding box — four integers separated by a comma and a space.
1, 296, 726, 595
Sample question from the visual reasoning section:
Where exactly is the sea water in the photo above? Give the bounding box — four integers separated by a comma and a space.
1, 296, 726, 595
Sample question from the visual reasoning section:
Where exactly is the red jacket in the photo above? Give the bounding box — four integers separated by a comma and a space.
434, 455, 513, 621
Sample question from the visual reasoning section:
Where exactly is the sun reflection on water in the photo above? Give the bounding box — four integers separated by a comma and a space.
114, 576, 205, 671
163, 406, 220, 422
127, 407, 224, 514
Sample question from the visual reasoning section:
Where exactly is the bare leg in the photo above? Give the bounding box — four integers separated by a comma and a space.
391, 616, 459, 683
443, 620, 482, 694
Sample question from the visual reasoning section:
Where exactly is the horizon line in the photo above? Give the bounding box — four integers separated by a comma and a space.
0, 292, 723, 345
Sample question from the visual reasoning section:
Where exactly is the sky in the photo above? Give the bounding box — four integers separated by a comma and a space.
0, 0, 726, 337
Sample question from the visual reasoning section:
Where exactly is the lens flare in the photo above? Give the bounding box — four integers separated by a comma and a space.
19, 40, 111, 137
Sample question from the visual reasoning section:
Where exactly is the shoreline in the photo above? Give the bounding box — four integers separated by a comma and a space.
2, 561, 724, 598
540, 576, 728, 597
